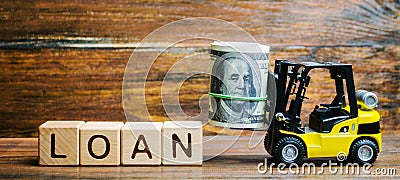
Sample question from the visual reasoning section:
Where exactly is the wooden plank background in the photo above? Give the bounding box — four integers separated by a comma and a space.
0, 0, 399, 137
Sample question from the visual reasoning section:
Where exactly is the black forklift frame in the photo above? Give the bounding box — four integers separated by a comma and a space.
265, 59, 358, 154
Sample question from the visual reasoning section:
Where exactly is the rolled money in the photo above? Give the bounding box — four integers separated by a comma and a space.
209, 41, 269, 129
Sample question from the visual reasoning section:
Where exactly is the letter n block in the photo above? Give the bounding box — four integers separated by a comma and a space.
162, 121, 202, 165
39, 121, 85, 165
121, 122, 163, 165
80, 122, 124, 165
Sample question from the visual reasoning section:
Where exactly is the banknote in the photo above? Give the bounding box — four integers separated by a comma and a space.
208, 41, 270, 129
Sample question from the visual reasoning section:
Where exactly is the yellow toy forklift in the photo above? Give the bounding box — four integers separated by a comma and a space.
264, 60, 382, 165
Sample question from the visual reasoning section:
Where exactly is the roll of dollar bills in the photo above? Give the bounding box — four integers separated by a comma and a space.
209, 41, 270, 129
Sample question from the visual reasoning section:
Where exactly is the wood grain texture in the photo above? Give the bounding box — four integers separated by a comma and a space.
0, 0, 399, 137
0, 0, 398, 45
0, 135, 399, 178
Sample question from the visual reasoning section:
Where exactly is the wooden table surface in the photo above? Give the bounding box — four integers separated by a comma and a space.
1, 135, 399, 178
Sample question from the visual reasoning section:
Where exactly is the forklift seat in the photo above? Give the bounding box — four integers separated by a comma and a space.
320, 94, 345, 112
309, 95, 349, 133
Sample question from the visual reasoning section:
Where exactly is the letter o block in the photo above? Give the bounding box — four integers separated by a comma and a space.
162, 121, 202, 165
39, 121, 85, 165
80, 122, 124, 165
121, 122, 163, 165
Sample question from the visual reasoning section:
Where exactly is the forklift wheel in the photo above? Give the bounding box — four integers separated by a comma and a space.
274, 137, 305, 165
263, 134, 269, 152
350, 139, 378, 165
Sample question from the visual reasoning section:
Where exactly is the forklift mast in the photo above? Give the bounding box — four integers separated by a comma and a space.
270, 60, 358, 133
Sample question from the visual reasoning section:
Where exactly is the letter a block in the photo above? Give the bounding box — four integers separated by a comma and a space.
39, 121, 85, 165
80, 122, 124, 165
162, 121, 202, 165
121, 122, 163, 165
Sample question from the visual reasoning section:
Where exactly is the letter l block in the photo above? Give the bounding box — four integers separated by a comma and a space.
162, 121, 202, 165
39, 121, 85, 165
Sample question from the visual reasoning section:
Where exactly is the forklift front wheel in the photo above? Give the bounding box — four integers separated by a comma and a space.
274, 136, 305, 165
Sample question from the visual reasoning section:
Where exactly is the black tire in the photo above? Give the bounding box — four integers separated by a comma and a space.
350, 139, 378, 165
264, 134, 269, 152
273, 136, 305, 165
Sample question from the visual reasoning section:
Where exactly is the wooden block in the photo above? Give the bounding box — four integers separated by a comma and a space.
39, 121, 85, 165
162, 121, 203, 165
80, 122, 124, 165
121, 122, 163, 165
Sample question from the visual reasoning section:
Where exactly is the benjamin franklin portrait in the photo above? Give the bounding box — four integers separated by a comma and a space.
210, 52, 261, 123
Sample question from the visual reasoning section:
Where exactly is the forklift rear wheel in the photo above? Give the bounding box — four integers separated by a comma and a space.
274, 137, 305, 165
350, 139, 378, 165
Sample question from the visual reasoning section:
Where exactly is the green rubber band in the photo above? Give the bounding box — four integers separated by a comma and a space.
208, 92, 267, 101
